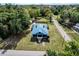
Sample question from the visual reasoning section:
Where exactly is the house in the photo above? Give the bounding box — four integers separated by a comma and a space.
31, 23, 49, 43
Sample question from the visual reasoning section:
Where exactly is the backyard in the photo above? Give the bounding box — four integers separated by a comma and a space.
0, 4, 79, 56
0, 18, 65, 51
63, 26, 79, 43
15, 18, 65, 51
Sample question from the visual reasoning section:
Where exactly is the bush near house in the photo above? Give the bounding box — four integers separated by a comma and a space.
47, 41, 79, 56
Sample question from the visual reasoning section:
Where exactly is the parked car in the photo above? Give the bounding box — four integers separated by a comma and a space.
73, 23, 79, 32
31, 23, 49, 43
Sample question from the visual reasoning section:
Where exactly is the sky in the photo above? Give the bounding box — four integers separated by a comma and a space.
0, 0, 79, 5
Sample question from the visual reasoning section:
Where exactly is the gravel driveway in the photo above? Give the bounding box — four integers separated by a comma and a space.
52, 19, 71, 41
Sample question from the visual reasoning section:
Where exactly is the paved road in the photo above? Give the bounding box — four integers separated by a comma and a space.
0, 50, 47, 56
52, 18, 71, 41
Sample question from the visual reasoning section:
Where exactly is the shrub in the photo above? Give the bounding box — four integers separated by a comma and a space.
0, 5, 30, 39
47, 41, 79, 56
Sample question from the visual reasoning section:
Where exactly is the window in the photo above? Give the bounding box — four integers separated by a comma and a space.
43, 25, 45, 28
36, 25, 37, 28
33, 35, 37, 37
38, 35, 42, 37
43, 35, 47, 37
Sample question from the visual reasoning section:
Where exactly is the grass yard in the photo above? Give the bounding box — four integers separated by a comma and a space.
62, 26, 79, 43
0, 18, 65, 51
15, 18, 65, 51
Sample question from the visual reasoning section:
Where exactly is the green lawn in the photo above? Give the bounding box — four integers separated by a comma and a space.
15, 18, 65, 51
62, 26, 79, 43
0, 18, 65, 51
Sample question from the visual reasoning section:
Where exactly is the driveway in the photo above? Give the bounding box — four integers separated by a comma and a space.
0, 50, 47, 56
52, 18, 71, 41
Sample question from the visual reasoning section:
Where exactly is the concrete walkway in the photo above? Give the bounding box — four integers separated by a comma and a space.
0, 50, 46, 56
52, 19, 71, 41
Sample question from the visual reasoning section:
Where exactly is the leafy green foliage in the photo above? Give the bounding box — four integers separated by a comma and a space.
28, 7, 41, 18
47, 41, 79, 56
47, 50, 57, 56
58, 5, 79, 28
40, 7, 52, 17
0, 4, 30, 39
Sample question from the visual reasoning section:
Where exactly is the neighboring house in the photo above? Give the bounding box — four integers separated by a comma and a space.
73, 23, 79, 32
31, 23, 49, 43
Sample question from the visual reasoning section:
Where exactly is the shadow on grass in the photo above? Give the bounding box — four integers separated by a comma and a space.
0, 30, 31, 54
31, 37, 50, 44
0, 40, 4, 44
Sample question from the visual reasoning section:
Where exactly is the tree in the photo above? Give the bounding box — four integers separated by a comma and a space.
0, 23, 9, 39
28, 7, 41, 18
47, 41, 79, 56
40, 7, 52, 17
0, 4, 30, 39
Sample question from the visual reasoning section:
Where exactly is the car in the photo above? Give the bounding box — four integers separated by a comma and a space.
73, 23, 79, 32
31, 23, 49, 43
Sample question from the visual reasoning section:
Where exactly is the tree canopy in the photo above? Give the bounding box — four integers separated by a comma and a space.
0, 4, 30, 39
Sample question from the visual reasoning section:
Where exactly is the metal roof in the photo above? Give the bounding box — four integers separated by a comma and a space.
32, 23, 48, 35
